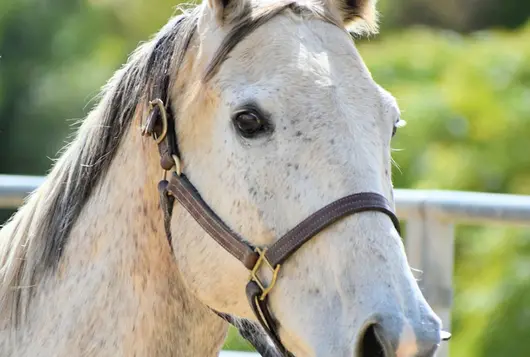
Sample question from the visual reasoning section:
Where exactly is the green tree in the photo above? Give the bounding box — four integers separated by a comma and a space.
379, 0, 530, 32
0, 0, 180, 175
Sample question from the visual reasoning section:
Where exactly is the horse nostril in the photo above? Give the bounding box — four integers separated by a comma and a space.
359, 324, 390, 357
358, 321, 441, 357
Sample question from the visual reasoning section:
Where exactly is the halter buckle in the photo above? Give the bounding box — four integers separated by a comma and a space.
142, 98, 168, 145
249, 248, 281, 301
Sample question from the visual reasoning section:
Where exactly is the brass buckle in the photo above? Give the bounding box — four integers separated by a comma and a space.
143, 98, 183, 178
250, 248, 281, 301
143, 98, 168, 145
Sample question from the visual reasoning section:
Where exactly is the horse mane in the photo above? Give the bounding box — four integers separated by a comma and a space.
0, 7, 201, 326
0, 0, 372, 328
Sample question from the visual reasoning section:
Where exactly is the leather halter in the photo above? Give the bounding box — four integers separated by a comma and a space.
143, 95, 402, 356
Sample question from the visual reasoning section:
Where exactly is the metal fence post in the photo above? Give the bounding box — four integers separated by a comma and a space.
405, 211, 454, 357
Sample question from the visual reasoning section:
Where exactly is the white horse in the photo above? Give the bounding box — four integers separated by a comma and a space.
0, 0, 448, 355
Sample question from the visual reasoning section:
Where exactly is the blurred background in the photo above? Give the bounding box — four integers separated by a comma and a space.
0, 0, 529, 356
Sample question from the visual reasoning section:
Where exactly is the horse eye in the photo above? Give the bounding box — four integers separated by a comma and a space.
233, 110, 266, 138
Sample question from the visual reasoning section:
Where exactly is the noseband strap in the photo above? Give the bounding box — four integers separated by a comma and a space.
166, 171, 400, 355
167, 173, 400, 269
146, 96, 401, 356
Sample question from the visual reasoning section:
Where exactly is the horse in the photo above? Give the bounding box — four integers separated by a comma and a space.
0, 0, 449, 355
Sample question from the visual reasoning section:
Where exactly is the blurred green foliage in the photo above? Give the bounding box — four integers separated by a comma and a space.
1, 0, 529, 356
360, 24, 530, 357
378, 0, 530, 32
0, 0, 181, 174
362, 25, 530, 195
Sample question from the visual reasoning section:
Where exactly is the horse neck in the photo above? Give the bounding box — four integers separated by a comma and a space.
2, 116, 227, 356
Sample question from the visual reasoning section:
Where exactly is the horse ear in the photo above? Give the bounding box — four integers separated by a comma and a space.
328, 0, 379, 33
206, 0, 248, 24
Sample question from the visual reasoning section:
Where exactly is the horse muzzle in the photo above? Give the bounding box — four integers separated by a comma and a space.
356, 312, 449, 357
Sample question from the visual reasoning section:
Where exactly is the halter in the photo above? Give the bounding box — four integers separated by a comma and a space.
142, 93, 425, 356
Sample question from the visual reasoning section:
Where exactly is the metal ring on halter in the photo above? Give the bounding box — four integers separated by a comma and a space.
249, 248, 281, 301
172, 154, 182, 176
163, 155, 182, 184
148, 99, 168, 145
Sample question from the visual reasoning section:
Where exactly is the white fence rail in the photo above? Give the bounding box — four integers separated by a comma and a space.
2, 174, 530, 357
